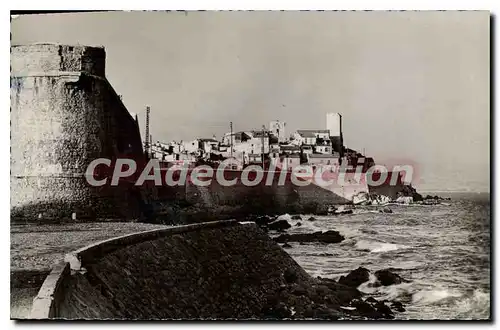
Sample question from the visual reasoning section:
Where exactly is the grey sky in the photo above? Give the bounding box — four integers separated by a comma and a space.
11, 11, 490, 192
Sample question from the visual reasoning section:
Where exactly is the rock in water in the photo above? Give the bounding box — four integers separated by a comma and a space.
350, 298, 394, 319
365, 297, 378, 304
296, 222, 302, 227
391, 301, 406, 312
308, 217, 316, 221
320, 230, 345, 243
291, 215, 302, 220
350, 299, 377, 316
274, 230, 344, 244
249, 215, 274, 227
338, 267, 370, 288
335, 205, 354, 215
268, 219, 292, 231
373, 301, 394, 319
282, 242, 292, 249
374, 269, 407, 286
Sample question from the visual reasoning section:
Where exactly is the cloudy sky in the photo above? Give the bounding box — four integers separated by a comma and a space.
11, 11, 490, 192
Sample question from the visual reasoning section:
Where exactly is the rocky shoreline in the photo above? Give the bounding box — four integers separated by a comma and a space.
238, 194, 449, 320
353, 189, 451, 206
261, 265, 409, 320
237, 212, 418, 319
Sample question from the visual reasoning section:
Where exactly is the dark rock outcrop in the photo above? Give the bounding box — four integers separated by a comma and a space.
316, 278, 362, 305
313, 205, 331, 216
274, 230, 344, 244
338, 267, 370, 288
296, 222, 302, 227
390, 301, 406, 312
282, 242, 292, 249
268, 219, 292, 231
261, 276, 397, 320
308, 217, 316, 221
425, 194, 446, 200
336, 209, 353, 215
374, 269, 407, 286
248, 215, 275, 226
284, 268, 299, 284
349, 298, 394, 319
400, 184, 423, 202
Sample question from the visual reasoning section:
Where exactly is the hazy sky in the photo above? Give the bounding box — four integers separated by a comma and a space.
11, 11, 490, 192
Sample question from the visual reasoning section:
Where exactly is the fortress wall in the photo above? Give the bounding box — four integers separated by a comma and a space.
11, 44, 145, 221
367, 171, 405, 199
172, 170, 353, 220
11, 44, 106, 77
31, 221, 312, 319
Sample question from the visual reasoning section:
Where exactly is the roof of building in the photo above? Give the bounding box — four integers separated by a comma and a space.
251, 130, 270, 138
199, 138, 219, 143
224, 131, 252, 138
309, 153, 340, 158
296, 129, 330, 138
280, 145, 300, 150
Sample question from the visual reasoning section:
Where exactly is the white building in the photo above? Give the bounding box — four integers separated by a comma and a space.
307, 153, 340, 167
315, 145, 332, 154
199, 138, 219, 154
269, 120, 286, 143
182, 139, 199, 154
295, 130, 330, 145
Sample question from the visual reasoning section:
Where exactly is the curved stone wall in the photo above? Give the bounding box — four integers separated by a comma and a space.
29, 220, 312, 319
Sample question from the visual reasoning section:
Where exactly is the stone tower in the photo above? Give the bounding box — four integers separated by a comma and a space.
11, 43, 145, 222
326, 113, 343, 155
269, 120, 286, 143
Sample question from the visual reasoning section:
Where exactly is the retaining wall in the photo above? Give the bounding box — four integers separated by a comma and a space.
29, 220, 312, 319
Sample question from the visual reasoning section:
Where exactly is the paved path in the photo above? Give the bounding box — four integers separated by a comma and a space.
11, 222, 170, 319
11, 222, 170, 270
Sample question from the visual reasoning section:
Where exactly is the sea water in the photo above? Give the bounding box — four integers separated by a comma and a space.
277, 192, 490, 320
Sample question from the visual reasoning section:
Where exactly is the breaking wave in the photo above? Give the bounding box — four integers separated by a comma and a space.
355, 239, 405, 253
412, 288, 463, 305
360, 279, 490, 319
